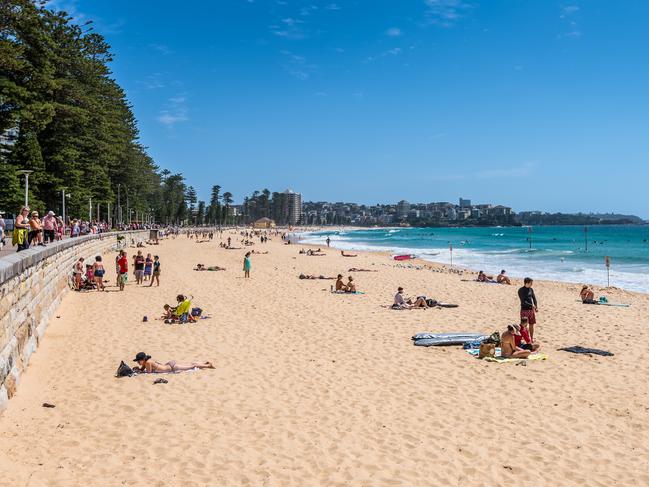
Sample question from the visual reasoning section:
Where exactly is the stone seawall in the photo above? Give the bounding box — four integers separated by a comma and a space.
0, 231, 149, 412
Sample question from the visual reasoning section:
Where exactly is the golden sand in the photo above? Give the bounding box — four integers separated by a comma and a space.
1, 232, 648, 486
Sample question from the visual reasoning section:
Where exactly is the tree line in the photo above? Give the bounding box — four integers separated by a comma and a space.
0, 0, 238, 226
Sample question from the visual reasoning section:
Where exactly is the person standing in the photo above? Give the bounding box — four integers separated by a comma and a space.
518, 277, 539, 341
243, 252, 251, 278
117, 251, 128, 291
133, 250, 145, 285
149, 255, 161, 287
326, 236, 331, 248
28, 210, 45, 246
13, 206, 31, 251
42, 211, 57, 243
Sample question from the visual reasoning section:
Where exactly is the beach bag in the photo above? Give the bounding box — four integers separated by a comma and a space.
479, 343, 496, 359
191, 307, 203, 317
115, 361, 134, 377
598, 296, 608, 304
482, 331, 501, 346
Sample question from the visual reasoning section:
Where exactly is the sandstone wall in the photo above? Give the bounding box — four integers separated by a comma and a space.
0, 231, 149, 412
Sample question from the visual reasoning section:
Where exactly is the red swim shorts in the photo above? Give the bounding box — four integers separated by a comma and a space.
520, 308, 536, 325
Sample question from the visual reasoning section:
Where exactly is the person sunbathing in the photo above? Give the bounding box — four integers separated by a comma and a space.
251, 250, 269, 254
500, 324, 531, 358
497, 270, 512, 285
580, 285, 597, 304
393, 287, 428, 309
195, 264, 226, 271
132, 352, 215, 373
299, 274, 334, 279
348, 268, 377, 272
307, 249, 325, 256
341, 250, 358, 257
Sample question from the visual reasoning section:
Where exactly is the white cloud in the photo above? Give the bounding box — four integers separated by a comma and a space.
559, 4, 581, 38
429, 162, 536, 181
423, 0, 471, 27
386, 27, 402, 37
150, 43, 173, 55
157, 95, 188, 127
325, 3, 341, 10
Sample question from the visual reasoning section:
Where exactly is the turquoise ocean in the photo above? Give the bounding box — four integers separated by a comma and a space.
300, 225, 649, 293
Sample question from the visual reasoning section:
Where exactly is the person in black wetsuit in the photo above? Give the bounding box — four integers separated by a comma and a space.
518, 277, 538, 341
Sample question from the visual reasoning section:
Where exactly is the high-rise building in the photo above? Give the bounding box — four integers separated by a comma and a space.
397, 200, 410, 218
459, 197, 471, 208
283, 189, 302, 225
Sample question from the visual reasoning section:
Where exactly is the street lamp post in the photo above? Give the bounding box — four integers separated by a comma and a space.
117, 183, 121, 225
60, 187, 67, 225
16, 170, 34, 207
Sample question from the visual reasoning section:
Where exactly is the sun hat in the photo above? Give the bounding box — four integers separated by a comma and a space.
133, 352, 151, 362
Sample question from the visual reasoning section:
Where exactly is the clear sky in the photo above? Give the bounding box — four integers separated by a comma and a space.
48, 1, 649, 217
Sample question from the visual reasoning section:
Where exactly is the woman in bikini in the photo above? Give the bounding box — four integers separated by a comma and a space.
93, 255, 105, 291
132, 352, 215, 373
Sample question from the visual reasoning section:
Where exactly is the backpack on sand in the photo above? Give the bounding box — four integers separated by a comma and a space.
115, 361, 134, 377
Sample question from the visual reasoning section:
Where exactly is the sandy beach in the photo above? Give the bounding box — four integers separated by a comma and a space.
1, 232, 648, 486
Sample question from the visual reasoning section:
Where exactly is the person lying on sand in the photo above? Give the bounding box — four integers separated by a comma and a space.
348, 268, 377, 272
477, 271, 495, 283
497, 270, 512, 285
306, 249, 326, 256
580, 285, 598, 304
393, 287, 428, 309
341, 250, 358, 257
133, 352, 214, 373
500, 324, 531, 358
195, 264, 226, 271
251, 250, 269, 254
299, 274, 334, 280
516, 318, 540, 351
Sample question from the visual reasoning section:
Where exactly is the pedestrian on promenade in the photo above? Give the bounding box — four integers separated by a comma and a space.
13, 206, 31, 251
42, 211, 57, 243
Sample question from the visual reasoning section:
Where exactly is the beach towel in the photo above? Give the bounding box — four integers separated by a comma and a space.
558, 346, 614, 357
331, 291, 365, 295
466, 348, 548, 363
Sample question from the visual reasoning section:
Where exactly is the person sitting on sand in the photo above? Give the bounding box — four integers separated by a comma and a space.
174, 294, 195, 323
516, 318, 540, 351
335, 274, 347, 291
132, 352, 214, 373
162, 304, 177, 320
501, 324, 531, 359
497, 270, 512, 285
341, 250, 358, 257
580, 285, 597, 304
393, 287, 428, 309
477, 271, 494, 283
345, 276, 357, 293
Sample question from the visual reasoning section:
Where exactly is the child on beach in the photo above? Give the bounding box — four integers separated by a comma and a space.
243, 252, 251, 278
516, 318, 540, 351
518, 277, 538, 341
117, 251, 128, 291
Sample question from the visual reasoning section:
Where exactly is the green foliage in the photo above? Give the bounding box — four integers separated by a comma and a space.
0, 1, 187, 223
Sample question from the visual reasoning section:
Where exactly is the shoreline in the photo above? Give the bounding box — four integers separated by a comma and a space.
293, 227, 649, 296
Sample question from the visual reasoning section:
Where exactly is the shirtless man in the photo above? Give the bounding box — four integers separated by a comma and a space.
133, 352, 214, 373
497, 269, 512, 285
393, 287, 428, 309
501, 324, 531, 359
335, 274, 347, 291
345, 276, 357, 293
341, 250, 358, 257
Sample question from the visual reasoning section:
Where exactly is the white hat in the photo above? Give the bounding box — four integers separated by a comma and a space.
48, 211, 55, 216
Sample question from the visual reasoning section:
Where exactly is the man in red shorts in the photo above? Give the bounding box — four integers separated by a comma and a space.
518, 277, 538, 341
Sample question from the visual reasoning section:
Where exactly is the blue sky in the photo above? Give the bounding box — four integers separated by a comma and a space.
48, 1, 649, 217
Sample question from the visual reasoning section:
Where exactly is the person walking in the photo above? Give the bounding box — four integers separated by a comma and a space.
117, 251, 128, 291
243, 252, 251, 278
13, 206, 31, 251
42, 211, 57, 243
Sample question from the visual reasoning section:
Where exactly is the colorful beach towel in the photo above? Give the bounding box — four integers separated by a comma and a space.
466, 348, 548, 363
